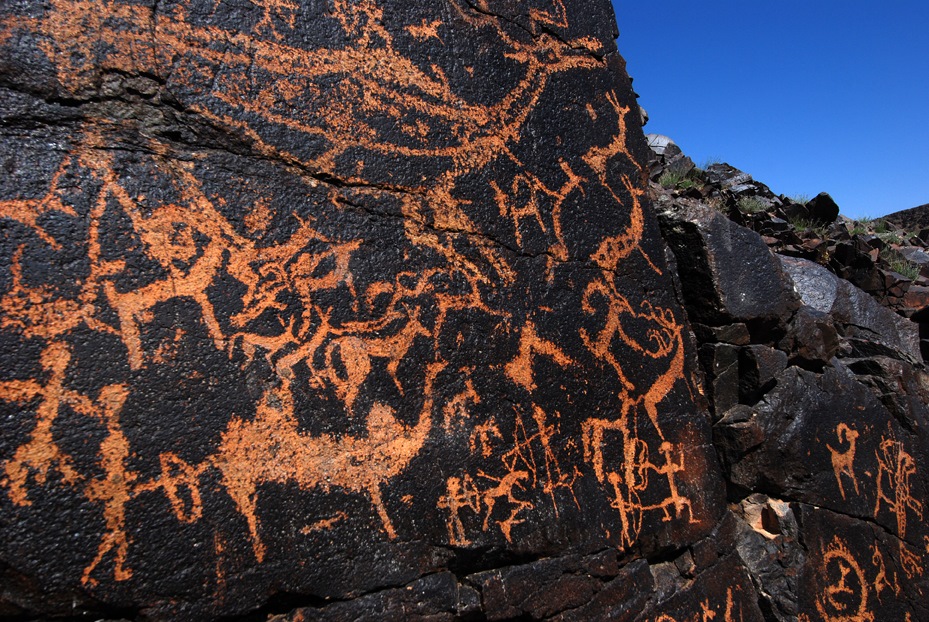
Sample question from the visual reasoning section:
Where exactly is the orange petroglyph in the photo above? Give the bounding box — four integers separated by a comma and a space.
870, 544, 900, 600
898, 542, 923, 580
0, 159, 78, 250
598, 436, 691, 549
212, 531, 228, 602
470, 420, 503, 458
155, 453, 206, 523
249, 0, 300, 38
827, 423, 860, 500
244, 198, 274, 234
530, 407, 581, 514
654, 587, 744, 622
216, 362, 443, 561
0, 0, 693, 584
443, 378, 480, 433
437, 474, 483, 546
505, 321, 575, 391
300, 512, 349, 535
440, 406, 581, 544
0, 248, 94, 340
873, 436, 922, 539
476, 469, 532, 542
816, 537, 873, 622
528, 0, 569, 29
80, 384, 133, 586
503, 407, 580, 517
585, 93, 647, 271
151, 328, 186, 365
406, 19, 442, 42
1, 342, 80, 505
580, 287, 693, 551
580, 278, 679, 395
321, 308, 430, 412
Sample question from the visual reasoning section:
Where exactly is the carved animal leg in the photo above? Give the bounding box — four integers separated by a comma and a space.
367, 483, 397, 539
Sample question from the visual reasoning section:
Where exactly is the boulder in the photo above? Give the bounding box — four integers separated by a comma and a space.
805, 192, 841, 224
0, 0, 724, 618
779, 255, 921, 362
645, 133, 695, 179
704, 163, 753, 190
657, 198, 800, 328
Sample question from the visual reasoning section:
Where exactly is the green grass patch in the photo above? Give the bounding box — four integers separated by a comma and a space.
658, 169, 686, 189
659, 168, 702, 191
787, 216, 827, 237
880, 249, 920, 280
872, 219, 891, 234
737, 196, 767, 214
876, 231, 902, 245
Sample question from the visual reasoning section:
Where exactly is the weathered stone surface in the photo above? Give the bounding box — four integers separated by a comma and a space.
733, 495, 804, 621
718, 362, 929, 547
656, 198, 800, 327
639, 554, 765, 622
269, 572, 479, 622
780, 255, 921, 362
703, 163, 752, 191
0, 0, 726, 619
779, 306, 839, 368
805, 192, 840, 225
698, 343, 740, 418
692, 322, 751, 346
796, 504, 929, 622
738, 345, 787, 404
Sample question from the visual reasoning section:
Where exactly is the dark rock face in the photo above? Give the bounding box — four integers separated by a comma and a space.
3, 2, 929, 621
654, 196, 800, 329
885, 202, 929, 231
655, 144, 929, 622
805, 192, 840, 225
780, 255, 921, 361
0, 1, 729, 619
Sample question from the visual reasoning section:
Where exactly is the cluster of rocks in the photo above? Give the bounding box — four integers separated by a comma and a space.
648, 134, 929, 359
652, 136, 929, 620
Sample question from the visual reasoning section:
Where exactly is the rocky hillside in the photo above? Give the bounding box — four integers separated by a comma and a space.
649, 134, 929, 344
650, 136, 929, 620
885, 202, 929, 233
0, 1, 927, 621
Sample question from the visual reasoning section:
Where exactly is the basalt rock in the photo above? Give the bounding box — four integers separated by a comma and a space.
4, 1, 929, 621
0, 1, 729, 620
885, 202, 929, 231
655, 196, 801, 330
805, 192, 841, 225
779, 255, 921, 362
651, 155, 929, 622
645, 134, 695, 181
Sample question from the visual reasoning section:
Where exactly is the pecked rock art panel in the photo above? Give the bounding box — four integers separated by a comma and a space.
0, 0, 723, 617
797, 505, 929, 622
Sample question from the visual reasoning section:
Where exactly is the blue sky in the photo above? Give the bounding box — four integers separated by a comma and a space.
611, 1, 929, 218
